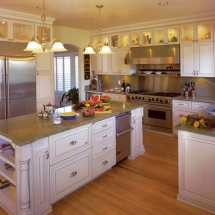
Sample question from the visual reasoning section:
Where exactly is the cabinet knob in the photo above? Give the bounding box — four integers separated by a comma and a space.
102, 135, 107, 138
69, 141, 77, 145
196, 71, 198, 75
70, 171, 77, 177
102, 147, 108, 150
46, 151, 49, 159
193, 71, 195, 75
102, 160, 108, 166
102, 124, 107, 127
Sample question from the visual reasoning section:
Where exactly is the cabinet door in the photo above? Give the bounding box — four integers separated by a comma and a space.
0, 19, 9, 41
196, 42, 214, 77
180, 43, 196, 76
120, 48, 131, 75
110, 49, 120, 74
102, 54, 111, 74
12, 21, 34, 42
153, 28, 165, 45
36, 52, 54, 111
91, 54, 102, 74
33, 148, 50, 214
131, 31, 141, 47
92, 35, 109, 51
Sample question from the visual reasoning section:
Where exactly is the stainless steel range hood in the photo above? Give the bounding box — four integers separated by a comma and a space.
125, 44, 180, 64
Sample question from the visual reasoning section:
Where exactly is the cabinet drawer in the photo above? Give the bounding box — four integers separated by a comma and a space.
192, 102, 212, 110
112, 94, 126, 102
93, 149, 116, 178
92, 127, 116, 146
173, 100, 191, 109
173, 110, 197, 121
49, 124, 91, 165
50, 149, 92, 203
93, 138, 116, 159
92, 117, 115, 134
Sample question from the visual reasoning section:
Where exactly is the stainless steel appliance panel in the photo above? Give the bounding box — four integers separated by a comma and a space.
0, 57, 6, 120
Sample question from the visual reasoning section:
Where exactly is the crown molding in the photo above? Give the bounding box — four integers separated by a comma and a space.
0, 8, 55, 25
90, 12, 215, 35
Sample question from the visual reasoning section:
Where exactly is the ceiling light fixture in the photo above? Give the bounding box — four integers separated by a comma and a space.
24, 0, 67, 53
158, 2, 169, 5
83, 5, 112, 55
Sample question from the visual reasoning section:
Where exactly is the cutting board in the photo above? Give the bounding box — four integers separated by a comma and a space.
94, 109, 112, 114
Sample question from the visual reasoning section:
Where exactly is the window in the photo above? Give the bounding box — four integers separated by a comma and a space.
54, 54, 79, 92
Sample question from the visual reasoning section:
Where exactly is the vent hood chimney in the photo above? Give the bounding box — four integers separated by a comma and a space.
125, 44, 180, 64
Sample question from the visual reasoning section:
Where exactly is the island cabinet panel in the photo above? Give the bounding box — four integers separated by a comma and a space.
92, 117, 116, 178
129, 107, 145, 159
50, 149, 92, 204
178, 131, 215, 214
49, 124, 91, 165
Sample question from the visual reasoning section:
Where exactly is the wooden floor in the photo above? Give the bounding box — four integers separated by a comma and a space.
0, 131, 213, 215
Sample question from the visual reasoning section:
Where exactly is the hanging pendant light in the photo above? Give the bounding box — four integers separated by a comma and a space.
83, 5, 112, 55
24, 0, 67, 53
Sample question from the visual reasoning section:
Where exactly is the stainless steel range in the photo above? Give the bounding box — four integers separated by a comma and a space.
126, 90, 181, 134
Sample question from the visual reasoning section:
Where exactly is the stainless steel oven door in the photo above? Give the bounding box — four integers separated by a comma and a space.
143, 104, 172, 132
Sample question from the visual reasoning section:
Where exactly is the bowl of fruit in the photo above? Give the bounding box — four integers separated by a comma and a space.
82, 108, 95, 117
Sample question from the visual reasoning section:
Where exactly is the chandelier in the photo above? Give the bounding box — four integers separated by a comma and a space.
24, 0, 67, 53
83, 5, 112, 55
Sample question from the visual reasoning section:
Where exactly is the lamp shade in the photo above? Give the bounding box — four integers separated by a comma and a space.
99, 45, 113, 54
24, 41, 42, 51
83, 46, 96, 54
49, 42, 67, 52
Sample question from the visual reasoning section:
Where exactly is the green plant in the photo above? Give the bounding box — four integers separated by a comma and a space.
60, 87, 79, 107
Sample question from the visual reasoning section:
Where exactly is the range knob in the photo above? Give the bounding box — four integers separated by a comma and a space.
148, 98, 151, 102
165, 100, 169, 103
139, 96, 141, 99
151, 98, 154, 101
132, 96, 135, 99
160, 99, 163, 103
127, 96, 130, 100
142, 97, 145, 100
156, 98, 159, 102
135, 96, 138, 99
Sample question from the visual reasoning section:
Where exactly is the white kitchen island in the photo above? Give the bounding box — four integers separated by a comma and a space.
0, 102, 145, 215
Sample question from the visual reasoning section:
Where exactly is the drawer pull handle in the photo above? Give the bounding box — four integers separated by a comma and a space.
102, 147, 108, 150
102, 135, 107, 138
102, 124, 107, 127
102, 161, 108, 166
117, 151, 121, 155
70, 171, 77, 177
46, 151, 49, 159
85, 142, 88, 145
69, 141, 77, 145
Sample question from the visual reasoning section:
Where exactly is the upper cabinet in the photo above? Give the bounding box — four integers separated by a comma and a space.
92, 35, 109, 51
180, 22, 213, 43
130, 29, 152, 47
91, 54, 111, 75
0, 19, 34, 42
153, 26, 179, 45
109, 32, 130, 48
35, 24, 53, 43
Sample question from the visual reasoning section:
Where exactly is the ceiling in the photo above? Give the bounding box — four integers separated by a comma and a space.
0, 0, 215, 31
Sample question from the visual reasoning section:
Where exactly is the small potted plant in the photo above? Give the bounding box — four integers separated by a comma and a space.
60, 87, 79, 107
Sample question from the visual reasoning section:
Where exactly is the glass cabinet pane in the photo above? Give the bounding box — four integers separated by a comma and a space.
102, 36, 109, 46
110, 35, 119, 47
198, 24, 211, 40
167, 27, 178, 43
121, 33, 129, 47
92, 36, 100, 49
0, 21, 8, 39
13, 22, 33, 41
143, 31, 152, 45
37, 26, 51, 43
154, 29, 165, 44
181, 25, 194, 42
131, 32, 140, 46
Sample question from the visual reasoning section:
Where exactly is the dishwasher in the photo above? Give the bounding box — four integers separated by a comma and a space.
115, 111, 133, 163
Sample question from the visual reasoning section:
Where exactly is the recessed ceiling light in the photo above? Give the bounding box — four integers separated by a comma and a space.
159, 2, 169, 5
37, 6, 45, 9
85, 18, 92, 21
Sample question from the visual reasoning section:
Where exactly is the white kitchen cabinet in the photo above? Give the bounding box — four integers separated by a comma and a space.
0, 19, 34, 42
49, 124, 91, 165
33, 138, 51, 215
110, 32, 130, 48
50, 149, 92, 203
177, 131, 215, 214
36, 52, 55, 111
91, 53, 111, 74
92, 117, 116, 178
153, 26, 179, 45
180, 22, 213, 43
180, 42, 214, 77
172, 100, 212, 135
130, 29, 152, 47
129, 107, 145, 159
102, 93, 126, 102
111, 47, 135, 75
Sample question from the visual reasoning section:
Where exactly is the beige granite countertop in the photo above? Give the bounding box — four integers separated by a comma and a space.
173, 95, 215, 103
0, 101, 144, 146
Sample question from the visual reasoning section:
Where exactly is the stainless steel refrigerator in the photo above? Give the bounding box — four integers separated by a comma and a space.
0, 56, 36, 120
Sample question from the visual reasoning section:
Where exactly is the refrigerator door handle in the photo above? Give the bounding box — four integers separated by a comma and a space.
6, 58, 9, 119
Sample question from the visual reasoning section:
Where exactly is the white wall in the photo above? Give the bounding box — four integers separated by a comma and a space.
53, 25, 91, 101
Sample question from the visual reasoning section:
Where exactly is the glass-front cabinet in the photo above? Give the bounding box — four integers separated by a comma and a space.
91, 35, 109, 51
35, 24, 53, 44
0, 19, 33, 42
110, 32, 130, 48
180, 22, 213, 43
130, 30, 152, 47
153, 26, 179, 45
